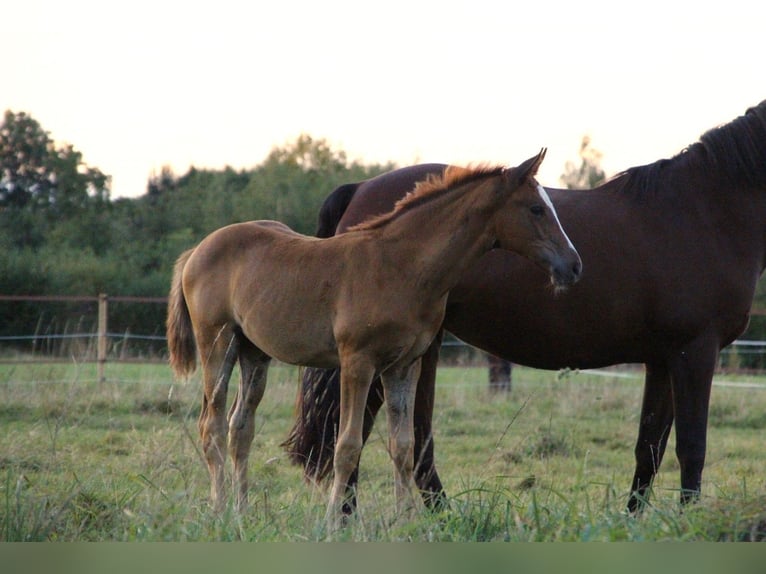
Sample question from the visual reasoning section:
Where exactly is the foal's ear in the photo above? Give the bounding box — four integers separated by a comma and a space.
505, 148, 547, 185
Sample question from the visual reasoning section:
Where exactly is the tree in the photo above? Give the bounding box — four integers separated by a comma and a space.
0, 110, 110, 219
261, 133, 352, 173
560, 135, 606, 190
240, 135, 393, 234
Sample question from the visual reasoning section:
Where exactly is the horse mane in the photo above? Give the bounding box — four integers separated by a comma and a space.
348, 164, 504, 232
619, 100, 766, 196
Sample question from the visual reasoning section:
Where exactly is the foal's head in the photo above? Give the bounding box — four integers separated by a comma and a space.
494, 149, 582, 288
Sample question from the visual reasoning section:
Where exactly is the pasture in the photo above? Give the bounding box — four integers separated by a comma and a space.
2, 360, 766, 541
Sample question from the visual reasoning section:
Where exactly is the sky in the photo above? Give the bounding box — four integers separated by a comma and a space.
3, 0, 764, 198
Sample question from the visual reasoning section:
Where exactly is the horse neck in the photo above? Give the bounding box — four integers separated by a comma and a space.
710, 181, 766, 274
660, 156, 766, 273
374, 181, 501, 295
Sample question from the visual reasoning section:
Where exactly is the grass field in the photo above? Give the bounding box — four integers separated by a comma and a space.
2, 360, 766, 541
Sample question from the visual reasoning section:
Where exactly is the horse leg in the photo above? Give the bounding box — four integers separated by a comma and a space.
488, 354, 512, 393
197, 325, 239, 510
412, 333, 447, 510
342, 378, 384, 515
667, 336, 718, 506
326, 354, 375, 528
381, 359, 422, 516
628, 361, 674, 513
227, 336, 270, 512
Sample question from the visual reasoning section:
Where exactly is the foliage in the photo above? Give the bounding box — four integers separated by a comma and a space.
0, 111, 109, 250
559, 135, 606, 190
0, 111, 392, 343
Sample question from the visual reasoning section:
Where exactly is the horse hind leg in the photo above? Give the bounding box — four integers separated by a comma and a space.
227, 335, 271, 512
197, 325, 240, 510
667, 337, 718, 506
412, 334, 448, 511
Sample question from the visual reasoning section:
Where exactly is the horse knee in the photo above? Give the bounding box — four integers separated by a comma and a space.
334, 437, 363, 479
390, 432, 413, 464
229, 421, 255, 460
199, 407, 225, 454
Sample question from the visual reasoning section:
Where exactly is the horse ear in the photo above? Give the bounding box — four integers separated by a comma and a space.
505, 148, 547, 185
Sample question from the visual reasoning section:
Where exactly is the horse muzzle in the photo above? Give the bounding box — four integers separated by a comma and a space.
550, 252, 583, 288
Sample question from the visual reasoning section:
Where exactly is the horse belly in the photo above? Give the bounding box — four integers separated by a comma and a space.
234, 294, 339, 368
249, 335, 340, 369
449, 311, 645, 370
445, 272, 650, 369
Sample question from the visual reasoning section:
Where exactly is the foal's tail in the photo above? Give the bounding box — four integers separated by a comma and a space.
166, 249, 197, 379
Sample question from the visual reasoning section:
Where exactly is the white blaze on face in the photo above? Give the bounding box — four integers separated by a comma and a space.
536, 184, 576, 251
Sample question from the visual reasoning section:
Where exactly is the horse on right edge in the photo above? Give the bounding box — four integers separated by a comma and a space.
284, 99, 766, 514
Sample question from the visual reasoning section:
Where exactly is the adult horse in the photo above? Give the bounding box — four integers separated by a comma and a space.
285, 100, 766, 514
166, 150, 581, 525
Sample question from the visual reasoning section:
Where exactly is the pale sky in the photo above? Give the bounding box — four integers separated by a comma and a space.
3, 0, 764, 198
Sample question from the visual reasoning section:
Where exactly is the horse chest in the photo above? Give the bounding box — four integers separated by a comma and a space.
333, 297, 445, 360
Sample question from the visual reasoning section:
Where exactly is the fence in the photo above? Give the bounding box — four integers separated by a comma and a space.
2, 294, 766, 381
0, 294, 167, 382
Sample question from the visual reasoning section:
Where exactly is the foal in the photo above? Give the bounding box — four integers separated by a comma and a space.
166, 149, 581, 525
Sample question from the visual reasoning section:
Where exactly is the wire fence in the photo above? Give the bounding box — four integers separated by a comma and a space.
2, 294, 766, 380
0, 294, 168, 381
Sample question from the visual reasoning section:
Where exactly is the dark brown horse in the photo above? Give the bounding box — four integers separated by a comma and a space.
284, 100, 766, 514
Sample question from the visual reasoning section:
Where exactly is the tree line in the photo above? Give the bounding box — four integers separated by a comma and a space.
0, 111, 393, 345
1, 111, 765, 367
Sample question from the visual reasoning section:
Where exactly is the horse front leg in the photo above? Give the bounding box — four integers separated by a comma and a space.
413, 333, 447, 510
326, 354, 375, 529
628, 361, 674, 513
197, 327, 239, 510
668, 336, 719, 506
342, 379, 384, 516
381, 359, 421, 517
227, 340, 270, 512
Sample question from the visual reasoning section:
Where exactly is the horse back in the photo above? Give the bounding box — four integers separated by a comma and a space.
337, 164, 447, 233
181, 221, 314, 318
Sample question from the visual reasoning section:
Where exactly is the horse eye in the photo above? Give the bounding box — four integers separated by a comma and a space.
530, 204, 545, 216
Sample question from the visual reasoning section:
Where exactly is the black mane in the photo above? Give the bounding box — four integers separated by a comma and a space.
621, 100, 766, 195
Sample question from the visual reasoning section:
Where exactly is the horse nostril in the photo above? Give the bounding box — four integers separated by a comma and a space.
572, 261, 582, 279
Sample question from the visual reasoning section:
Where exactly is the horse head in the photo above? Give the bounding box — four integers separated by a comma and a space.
496, 149, 582, 289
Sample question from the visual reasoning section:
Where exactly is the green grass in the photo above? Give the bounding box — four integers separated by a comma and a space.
1, 361, 766, 541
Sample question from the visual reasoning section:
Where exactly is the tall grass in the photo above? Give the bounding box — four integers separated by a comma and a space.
1, 362, 765, 541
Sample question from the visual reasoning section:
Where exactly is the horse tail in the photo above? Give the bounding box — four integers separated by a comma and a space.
282, 367, 342, 482
282, 181, 361, 481
166, 248, 197, 379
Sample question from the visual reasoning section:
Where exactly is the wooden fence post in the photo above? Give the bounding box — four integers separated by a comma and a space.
98, 293, 108, 382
